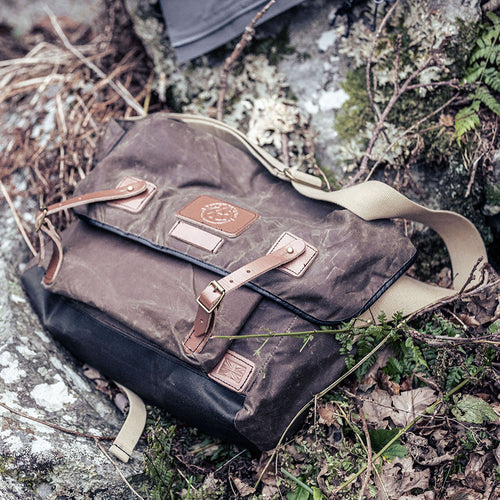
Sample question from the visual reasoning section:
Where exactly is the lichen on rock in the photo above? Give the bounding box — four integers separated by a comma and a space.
0, 205, 145, 498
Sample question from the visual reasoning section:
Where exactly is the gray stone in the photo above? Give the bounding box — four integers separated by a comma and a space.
0, 0, 105, 36
0, 202, 145, 498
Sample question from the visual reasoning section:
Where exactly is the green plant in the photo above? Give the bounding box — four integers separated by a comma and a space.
455, 12, 500, 141
143, 420, 185, 499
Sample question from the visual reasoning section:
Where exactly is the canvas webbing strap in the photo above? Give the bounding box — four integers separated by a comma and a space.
108, 383, 147, 463
169, 114, 488, 320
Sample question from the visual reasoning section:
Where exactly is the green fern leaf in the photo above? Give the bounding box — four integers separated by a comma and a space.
475, 86, 500, 116
487, 11, 500, 26
455, 104, 481, 140
470, 47, 491, 64
466, 63, 484, 83
483, 67, 500, 92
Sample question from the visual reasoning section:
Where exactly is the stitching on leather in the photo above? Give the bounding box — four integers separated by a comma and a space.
209, 351, 255, 391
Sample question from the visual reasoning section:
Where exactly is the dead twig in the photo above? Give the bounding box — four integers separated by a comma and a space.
365, 0, 401, 123
0, 400, 114, 441
46, 9, 145, 117
95, 439, 145, 500
364, 91, 460, 182
216, 0, 276, 120
406, 277, 500, 323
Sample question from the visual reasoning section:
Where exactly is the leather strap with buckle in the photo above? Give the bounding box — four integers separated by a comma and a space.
183, 239, 306, 354
36, 179, 148, 285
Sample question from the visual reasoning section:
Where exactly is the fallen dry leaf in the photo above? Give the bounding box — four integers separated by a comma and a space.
317, 400, 339, 426
375, 457, 430, 499
464, 453, 488, 492
445, 486, 483, 499
378, 370, 400, 395
400, 492, 435, 500
231, 476, 256, 497
391, 388, 436, 427
363, 388, 393, 428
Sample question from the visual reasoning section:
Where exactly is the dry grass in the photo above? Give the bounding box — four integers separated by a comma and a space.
0, 0, 161, 238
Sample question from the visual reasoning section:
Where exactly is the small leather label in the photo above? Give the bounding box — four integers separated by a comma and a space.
169, 221, 224, 253
108, 176, 157, 213
177, 195, 258, 237
268, 232, 318, 278
208, 350, 255, 393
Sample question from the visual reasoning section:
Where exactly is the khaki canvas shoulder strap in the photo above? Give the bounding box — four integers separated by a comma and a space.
168, 113, 488, 320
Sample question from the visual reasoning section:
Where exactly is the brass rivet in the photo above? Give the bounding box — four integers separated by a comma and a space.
127, 185, 134, 192
287, 247, 294, 254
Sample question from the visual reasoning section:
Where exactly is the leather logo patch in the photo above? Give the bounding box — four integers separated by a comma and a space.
268, 232, 318, 278
208, 350, 255, 393
177, 195, 258, 237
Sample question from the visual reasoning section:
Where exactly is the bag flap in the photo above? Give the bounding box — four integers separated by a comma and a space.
73, 114, 416, 325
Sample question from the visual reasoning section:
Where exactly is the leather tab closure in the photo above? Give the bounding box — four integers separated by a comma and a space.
183, 238, 306, 354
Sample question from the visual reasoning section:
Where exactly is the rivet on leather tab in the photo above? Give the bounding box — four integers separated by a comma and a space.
108, 176, 158, 214
269, 232, 319, 278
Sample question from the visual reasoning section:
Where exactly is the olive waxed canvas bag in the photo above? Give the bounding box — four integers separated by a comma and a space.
21, 113, 487, 462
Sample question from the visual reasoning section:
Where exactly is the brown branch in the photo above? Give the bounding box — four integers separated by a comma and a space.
366, 0, 401, 122
406, 277, 500, 323
394, 34, 402, 95
465, 153, 483, 198
364, 91, 460, 182
408, 328, 500, 347
405, 78, 460, 91
216, 0, 276, 121
0, 400, 115, 441
353, 52, 439, 185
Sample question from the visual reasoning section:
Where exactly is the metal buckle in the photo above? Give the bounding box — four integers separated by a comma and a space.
196, 281, 226, 314
35, 207, 48, 232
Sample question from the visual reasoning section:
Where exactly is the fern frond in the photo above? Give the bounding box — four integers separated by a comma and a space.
470, 45, 500, 64
483, 67, 500, 92
475, 86, 500, 116
455, 105, 480, 141
487, 11, 500, 26
465, 63, 485, 83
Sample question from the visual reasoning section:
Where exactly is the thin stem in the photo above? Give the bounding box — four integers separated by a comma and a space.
281, 468, 314, 494
0, 400, 115, 441
212, 325, 355, 340
95, 439, 145, 499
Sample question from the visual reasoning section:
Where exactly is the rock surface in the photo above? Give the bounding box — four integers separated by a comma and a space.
1, 2, 146, 497
0, 201, 145, 498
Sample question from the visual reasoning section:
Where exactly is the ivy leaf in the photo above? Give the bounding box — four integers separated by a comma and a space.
369, 428, 409, 460
452, 395, 498, 424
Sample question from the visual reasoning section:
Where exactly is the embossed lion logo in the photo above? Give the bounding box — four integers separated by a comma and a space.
200, 202, 239, 225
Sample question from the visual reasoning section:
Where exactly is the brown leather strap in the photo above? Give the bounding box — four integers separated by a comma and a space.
37, 179, 148, 285
183, 238, 306, 354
